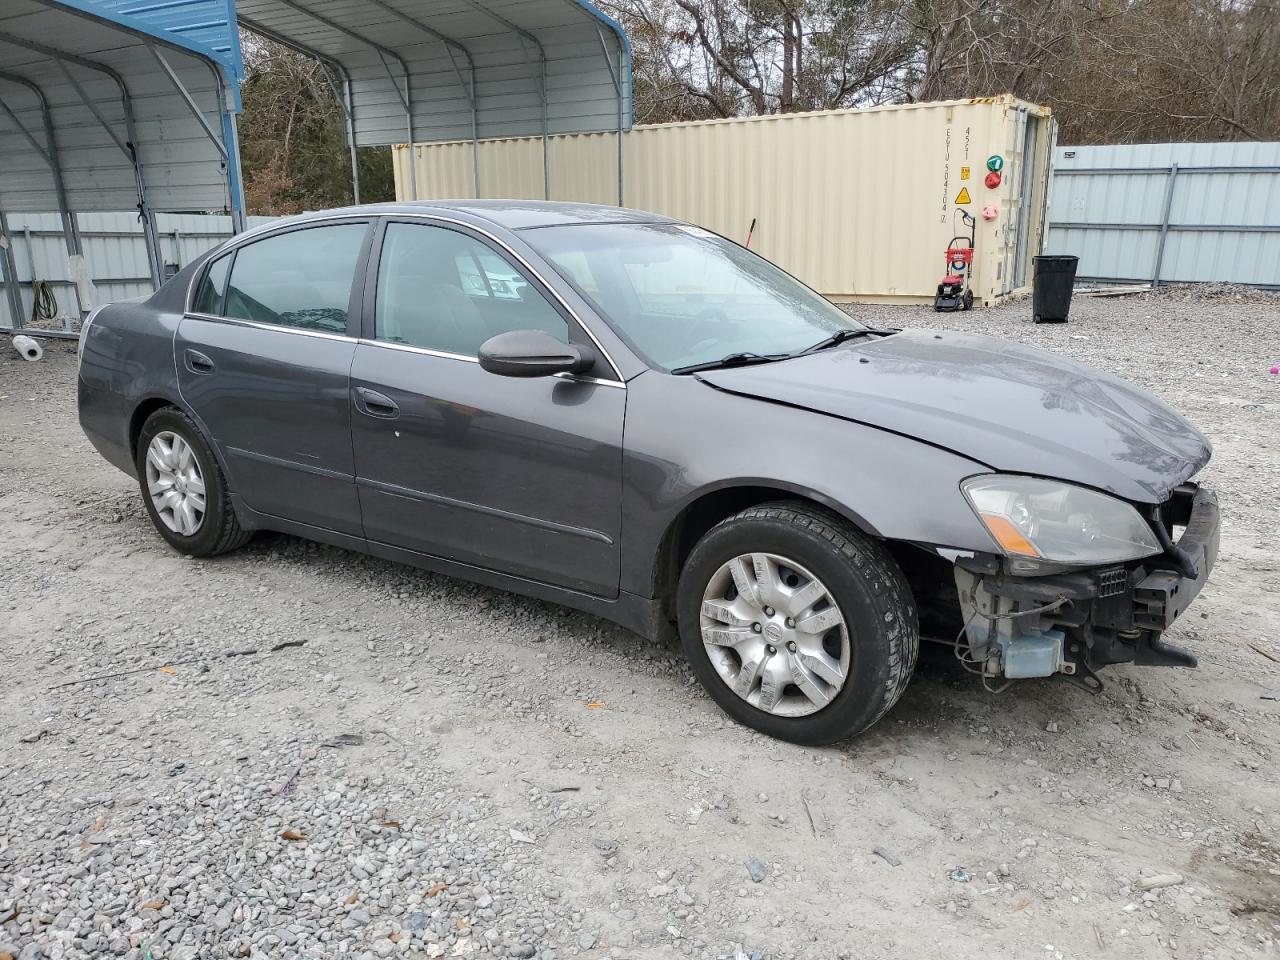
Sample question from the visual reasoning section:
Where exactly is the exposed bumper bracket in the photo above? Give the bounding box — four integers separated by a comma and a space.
1135, 486, 1219, 633
1133, 632, 1198, 668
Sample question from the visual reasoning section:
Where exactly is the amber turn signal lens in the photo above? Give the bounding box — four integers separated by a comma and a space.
980, 513, 1041, 557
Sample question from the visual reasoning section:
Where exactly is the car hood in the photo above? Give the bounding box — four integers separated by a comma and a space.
697, 329, 1210, 503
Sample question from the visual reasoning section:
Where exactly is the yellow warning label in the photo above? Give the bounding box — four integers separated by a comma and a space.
955, 187, 972, 205
960, 166, 971, 181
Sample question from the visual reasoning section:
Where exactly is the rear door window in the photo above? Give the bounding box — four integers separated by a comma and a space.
191, 253, 230, 315
222, 223, 368, 333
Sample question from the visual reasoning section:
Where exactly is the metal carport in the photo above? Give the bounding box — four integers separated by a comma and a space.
0, 0, 246, 335
236, 0, 633, 203
0, 0, 631, 338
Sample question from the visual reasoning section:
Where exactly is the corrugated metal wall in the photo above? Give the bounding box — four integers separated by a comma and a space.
1046, 142, 1280, 286
74, 0, 242, 73
394, 97, 1055, 304
0, 212, 275, 329
235, 0, 630, 145
0, 42, 238, 215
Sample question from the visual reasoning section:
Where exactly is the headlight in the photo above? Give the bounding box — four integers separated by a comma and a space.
962, 475, 1162, 567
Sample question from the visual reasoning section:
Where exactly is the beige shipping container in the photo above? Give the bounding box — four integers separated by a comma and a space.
393, 96, 1055, 306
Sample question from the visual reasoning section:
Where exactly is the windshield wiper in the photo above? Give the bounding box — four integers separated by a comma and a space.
800, 328, 884, 354
673, 328, 893, 374
671, 352, 792, 375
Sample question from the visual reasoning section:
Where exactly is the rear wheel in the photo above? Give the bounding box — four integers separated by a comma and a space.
676, 502, 917, 745
135, 407, 251, 557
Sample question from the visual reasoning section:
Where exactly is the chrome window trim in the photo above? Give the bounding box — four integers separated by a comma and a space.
184, 215, 371, 316
355, 337, 625, 390
184, 210, 627, 384
358, 337, 479, 364
183, 312, 354, 343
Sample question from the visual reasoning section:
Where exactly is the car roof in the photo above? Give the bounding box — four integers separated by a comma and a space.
272, 200, 678, 233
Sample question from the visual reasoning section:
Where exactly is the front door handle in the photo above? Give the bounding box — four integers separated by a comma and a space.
354, 386, 399, 419
184, 349, 215, 374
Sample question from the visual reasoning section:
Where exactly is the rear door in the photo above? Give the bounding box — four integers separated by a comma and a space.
177, 219, 373, 535
349, 217, 626, 597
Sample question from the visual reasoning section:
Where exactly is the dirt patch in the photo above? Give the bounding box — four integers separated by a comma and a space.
2, 294, 1278, 959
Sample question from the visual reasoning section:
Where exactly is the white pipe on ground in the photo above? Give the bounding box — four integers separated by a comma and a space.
12, 334, 43, 361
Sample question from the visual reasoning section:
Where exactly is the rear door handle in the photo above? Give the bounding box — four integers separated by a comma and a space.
184, 349, 215, 374
354, 386, 399, 419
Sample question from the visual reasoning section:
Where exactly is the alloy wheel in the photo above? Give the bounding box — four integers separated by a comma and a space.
699, 552, 850, 717
145, 431, 206, 536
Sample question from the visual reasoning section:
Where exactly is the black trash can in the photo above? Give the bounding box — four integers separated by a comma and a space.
1032, 255, 1079, 323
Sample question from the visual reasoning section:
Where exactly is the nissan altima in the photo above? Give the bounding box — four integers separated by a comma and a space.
78, 201, 1219, 744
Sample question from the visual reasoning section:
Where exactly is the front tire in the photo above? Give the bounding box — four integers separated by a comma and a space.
135, 407, 251, 557
676, 502, 918, 745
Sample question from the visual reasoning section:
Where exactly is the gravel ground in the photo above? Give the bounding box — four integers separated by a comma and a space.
2, 286, 1278, 960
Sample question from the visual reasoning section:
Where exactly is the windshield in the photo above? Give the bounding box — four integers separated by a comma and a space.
523, 222, 865, 372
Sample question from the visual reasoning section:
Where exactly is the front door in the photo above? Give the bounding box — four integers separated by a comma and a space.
349, 219, 625, 597
177, 220, 371, 535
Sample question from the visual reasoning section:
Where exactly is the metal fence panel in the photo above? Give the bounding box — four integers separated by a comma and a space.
1046, 142, 1280, 286
0, 212, 276, 330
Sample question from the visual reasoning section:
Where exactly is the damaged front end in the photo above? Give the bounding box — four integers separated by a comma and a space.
949, 481, 1219, 689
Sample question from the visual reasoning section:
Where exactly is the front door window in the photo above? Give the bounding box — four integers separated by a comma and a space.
375, 222, 568, 356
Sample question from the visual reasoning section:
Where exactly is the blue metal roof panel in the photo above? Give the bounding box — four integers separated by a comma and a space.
46, 0, 242, 76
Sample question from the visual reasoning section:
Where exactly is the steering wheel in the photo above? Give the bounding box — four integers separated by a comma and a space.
685, 306, 734, 355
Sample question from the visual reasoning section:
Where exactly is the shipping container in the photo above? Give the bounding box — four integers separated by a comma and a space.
392, 96, 1055, 305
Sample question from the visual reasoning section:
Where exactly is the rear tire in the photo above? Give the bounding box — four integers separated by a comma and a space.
135, 407, 251, 557
676, 502, 918, 745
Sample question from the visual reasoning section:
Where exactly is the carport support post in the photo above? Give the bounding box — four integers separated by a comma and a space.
0, 70, 85, 317
616, 41, 625, 205
596, 25, 624, 205
357, 0, 481, 201
459, 54, 479, 197
146, 44, 243, 232
458, 0, 547, 199
540, 57, 549, 199
311, 63, 361, 202
0, 210, 25, 330
309, 63, 361, 203
236, 18, 361, 207
223, 110, 247, 233
45, 53, 163, 288
149, 49, 243, 233
219, 73, 247, 233
250, 0, 418, 198
41, 100, 87, 319
514, 37, 548, 199
375, 54, 418, 200
1152, 162, 1178, 287
404, 76, 417, 200
343, 75, 361, 204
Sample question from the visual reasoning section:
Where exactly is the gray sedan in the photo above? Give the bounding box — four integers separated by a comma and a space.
78, 201, 1219, 744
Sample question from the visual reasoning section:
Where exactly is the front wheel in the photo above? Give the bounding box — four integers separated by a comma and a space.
676, 503, 918, 745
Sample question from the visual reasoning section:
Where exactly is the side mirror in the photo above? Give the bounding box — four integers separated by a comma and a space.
478, 329, 596, 378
